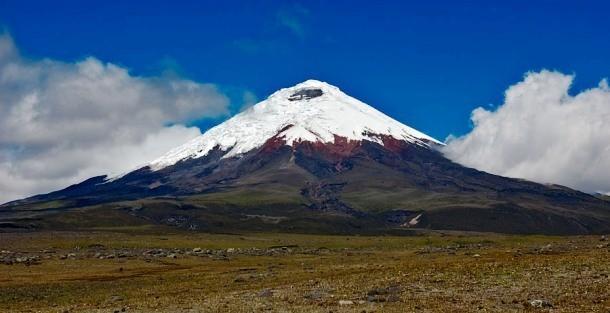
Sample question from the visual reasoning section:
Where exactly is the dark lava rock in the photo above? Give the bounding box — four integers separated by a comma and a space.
288, 88, 323, 101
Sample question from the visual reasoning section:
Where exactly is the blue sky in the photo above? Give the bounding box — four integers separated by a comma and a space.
2, 1, 609, 140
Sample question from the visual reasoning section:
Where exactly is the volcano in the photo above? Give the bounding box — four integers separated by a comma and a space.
2, 80, 610, 234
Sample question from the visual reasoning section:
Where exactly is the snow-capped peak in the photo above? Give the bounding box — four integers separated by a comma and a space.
149, 79, 441, 170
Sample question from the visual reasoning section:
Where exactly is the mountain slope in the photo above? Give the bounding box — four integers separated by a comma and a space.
2, 80, 610, 235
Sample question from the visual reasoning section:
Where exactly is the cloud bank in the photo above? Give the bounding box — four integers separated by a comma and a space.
444, 70, 610, 194
0, 34, 230, 203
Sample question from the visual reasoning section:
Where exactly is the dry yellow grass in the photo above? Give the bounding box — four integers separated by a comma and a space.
0, 231, 609, 312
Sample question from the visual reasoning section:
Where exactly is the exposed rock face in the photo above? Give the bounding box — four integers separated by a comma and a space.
288, 88, 324, 101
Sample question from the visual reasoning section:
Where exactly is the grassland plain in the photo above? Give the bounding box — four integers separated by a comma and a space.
0, 229, 609, 312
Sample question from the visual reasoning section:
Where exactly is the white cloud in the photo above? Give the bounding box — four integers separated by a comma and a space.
0, 34, 231, 203
239, 90, 258, 111
443, 70, 610, 194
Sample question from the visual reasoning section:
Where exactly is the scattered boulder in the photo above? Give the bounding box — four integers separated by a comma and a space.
366, 285, 401, 303
12, 255, 41, 266
233, 274, 255, 283
530, 299, 553, 308
257, 288, 273, 298
539, 244, 553, 254
110, 295, 124, 302
304, 287, 333, 301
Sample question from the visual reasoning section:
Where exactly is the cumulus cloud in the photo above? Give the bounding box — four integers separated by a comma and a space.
239, 90, 258, 111
443, 70, 610, 194
0, 34, 230, 203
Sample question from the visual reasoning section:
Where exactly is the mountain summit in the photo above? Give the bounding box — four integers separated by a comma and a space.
2, 80, 610, 235
150, 80, 441, 170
